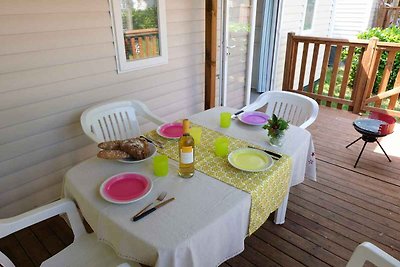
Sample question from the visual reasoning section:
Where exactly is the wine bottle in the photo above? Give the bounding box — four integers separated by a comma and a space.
178, 119, 195, 178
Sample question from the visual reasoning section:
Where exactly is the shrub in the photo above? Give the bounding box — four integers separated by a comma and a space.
343, 26, 400, 94
122, 7, 158, 30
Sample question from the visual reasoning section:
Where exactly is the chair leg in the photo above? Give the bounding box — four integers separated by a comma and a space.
346, 137, 362, 148
376, 140, 392, 162
354, 141, 368, 168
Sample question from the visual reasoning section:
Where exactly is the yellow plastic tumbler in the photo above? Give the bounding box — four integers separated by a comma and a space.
214, 137, 229, 157
153, 155, 169, 176
220, 112, 232, 128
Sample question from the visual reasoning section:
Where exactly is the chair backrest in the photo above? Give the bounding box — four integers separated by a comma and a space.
81, 100, 164, 143
369, 111, 396, 135
244, 91, 319, 129
347, 242, 400, 267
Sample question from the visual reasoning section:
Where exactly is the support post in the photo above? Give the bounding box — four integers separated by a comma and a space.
205, 0, 217, 110
353, 37, 378, 114
282, 32, 295, 90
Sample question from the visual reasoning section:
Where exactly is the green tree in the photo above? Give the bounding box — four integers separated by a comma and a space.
343, 26, 400, 94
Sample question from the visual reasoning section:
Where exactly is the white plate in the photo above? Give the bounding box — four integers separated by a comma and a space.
99, 172, 152, 204
117, 142, 157, 164
228, 148, 274, 172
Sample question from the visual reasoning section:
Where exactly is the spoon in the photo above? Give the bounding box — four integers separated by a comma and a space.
133, 191, 167, 219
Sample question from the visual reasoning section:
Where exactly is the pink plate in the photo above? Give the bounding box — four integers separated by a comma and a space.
157, 122, 183, 139
100, 172, 152, 204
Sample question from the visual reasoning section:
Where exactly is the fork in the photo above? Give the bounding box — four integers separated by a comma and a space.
133, 191, 167, 218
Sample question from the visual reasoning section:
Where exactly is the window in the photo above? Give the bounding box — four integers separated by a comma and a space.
109, 0, 168, 72
303, 0, 316, 31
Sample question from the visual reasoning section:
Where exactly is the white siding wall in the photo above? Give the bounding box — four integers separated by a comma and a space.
274, 0, 335, 91
0, 0, 207, 217
332, 0, 379, 39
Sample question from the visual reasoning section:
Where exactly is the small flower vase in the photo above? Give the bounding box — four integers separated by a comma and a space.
268, 131, 285, 147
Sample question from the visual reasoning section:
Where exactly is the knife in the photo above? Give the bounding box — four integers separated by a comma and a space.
247, 146, 282, 159
132, 197, 175, 221
231, 110, 244, 119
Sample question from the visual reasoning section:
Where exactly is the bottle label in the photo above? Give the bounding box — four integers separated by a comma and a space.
180, 146, 193, 164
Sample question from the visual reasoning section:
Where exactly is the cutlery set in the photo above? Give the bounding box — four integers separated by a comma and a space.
247, 146, 282, 160
140, 135, 165, 148
231, 110, 244, 119
132, 191, 174, 221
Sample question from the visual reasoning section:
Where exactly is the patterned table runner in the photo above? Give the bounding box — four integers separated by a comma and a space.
146, 126, 292, 235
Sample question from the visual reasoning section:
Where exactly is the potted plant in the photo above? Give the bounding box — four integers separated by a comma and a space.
262, 114, 289, 146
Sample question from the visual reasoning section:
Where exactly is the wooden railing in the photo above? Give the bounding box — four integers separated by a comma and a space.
282, 32, 400, 118
375, 3, 400, 28
124, 28, 159, 60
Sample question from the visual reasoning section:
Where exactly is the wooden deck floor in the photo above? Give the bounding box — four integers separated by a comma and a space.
1, 107, 399, 267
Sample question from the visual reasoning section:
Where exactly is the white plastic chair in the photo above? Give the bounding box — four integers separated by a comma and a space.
81, 99, 165, 143
0, 199, 140, 267
242, 91, 319, 129
347, 242, 400, 267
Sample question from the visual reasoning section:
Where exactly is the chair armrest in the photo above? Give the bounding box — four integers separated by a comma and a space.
0, 199, 86, 241
0, 251, 15, 267
346, 242, 400, 267
131, 100, 166, 125
240, 93, 268, 112
299, 98, 319, 129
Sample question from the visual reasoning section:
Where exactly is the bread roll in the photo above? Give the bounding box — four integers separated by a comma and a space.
120, 138, 150, 160
97, 149, 130, 159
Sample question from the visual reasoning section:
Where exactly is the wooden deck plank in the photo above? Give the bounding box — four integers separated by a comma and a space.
289, 195, 400, 257
254, 227, 331, 267
47, 215, 74, 246
30, 217, 66, 256
240, 244, 280, 267
285, 209, 358, 252
226, 254, 256, 267
317, 158, 400, 198
282, 217, 352, 260
14, 228, 51, 266
262, 220, 347, 267
316, 166, 400, 215
291, 184, 400, 245
1, 106, 399, 266
245, 235, 304, 267
298, 180, 400, 231
0, 234, 34, 267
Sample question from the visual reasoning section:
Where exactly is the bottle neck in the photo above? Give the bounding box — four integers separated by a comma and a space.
182, 119, 190, 135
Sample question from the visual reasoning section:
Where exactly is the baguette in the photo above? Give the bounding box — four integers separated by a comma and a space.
98, 140, 121, 150
97, 149, 130, 160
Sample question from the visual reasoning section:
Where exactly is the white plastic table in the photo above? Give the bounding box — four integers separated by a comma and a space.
63, 106, 316, 267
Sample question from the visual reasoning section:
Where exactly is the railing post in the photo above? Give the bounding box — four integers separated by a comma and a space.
353, 37, 378, 114
282, 32, 295, 90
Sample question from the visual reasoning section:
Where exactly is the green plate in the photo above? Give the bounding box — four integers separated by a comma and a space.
228, 148, 274, 172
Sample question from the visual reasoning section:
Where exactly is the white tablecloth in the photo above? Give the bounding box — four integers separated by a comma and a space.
64, 159, 250, 267
63, 106, 316, 267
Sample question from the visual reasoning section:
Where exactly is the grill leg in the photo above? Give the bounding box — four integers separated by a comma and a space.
346, 137, 362, 148
376, 140, 392, 162
354, 141, 368, 168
